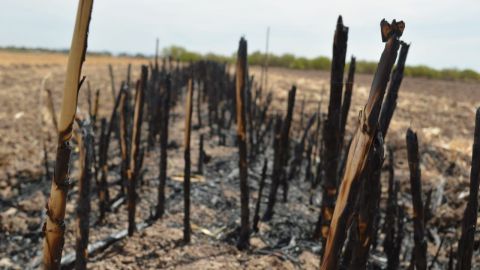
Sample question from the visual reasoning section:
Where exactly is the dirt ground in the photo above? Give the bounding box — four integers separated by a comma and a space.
1, 51, 480, 269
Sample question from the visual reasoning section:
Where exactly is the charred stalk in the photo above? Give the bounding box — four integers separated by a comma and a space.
119, 89, 130, 198
315, 16, 349, 245
339, 56, 356, 148
127, 66, 147, 236
74, 119, 94, 270
280, 86, 297, 202
183, 78, 194, 243
379, 42, 410, 137
455, 108, 480, 270
406, 128, 427, 270
157, 75, 171, 218
235, 38, 250, 249
320, 19, 403, 270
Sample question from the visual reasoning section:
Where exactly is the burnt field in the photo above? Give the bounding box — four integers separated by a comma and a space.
1, 54, 479, 269
1, 7, 480, 270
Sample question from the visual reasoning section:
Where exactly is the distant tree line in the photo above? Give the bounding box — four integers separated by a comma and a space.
2, 45, 478, 81
162, 45, 480, 81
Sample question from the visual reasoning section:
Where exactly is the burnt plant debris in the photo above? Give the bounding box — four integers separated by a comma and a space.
0, 9, 475, 269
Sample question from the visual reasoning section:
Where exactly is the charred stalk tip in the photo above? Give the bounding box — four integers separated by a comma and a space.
337, 15, 343, 25
406, 128, 418, 151
238, 38, 248, 60
406, 127, 427, 270
380, 19, 405, 42
350, 56, 356, 68
336, 15, 348, 32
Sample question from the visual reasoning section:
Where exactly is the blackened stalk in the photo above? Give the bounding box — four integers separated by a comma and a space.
74, 119, 94, 270
127, 66, 147, 236
157, 75, 171, 218
97, 118, 109, 221
347, 40, 409, 269
43, 134, 51, 182
455, 108, 480, 270
316, 16, 348, 245
197, 134, 204, 174
183, 78, 194, 243
320, 19, 403, 270
339, 56, 356, 147
236, 38, 250, 249
406, 128, 427, 270
119, 90, 130, 197
379, 42, 410, 137
347, 132, 384, 269
383, 147, 402, 270
281, 86, 297, 202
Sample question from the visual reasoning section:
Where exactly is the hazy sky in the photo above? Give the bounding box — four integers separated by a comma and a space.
0, 0, 479, 71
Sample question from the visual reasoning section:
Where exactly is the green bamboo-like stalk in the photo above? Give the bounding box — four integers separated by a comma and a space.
43, 1, 93, 269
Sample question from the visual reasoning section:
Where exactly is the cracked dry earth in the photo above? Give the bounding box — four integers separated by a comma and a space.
1, 51, 480, 269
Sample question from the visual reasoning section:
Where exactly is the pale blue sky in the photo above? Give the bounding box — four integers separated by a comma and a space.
0, 0, 479, 71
